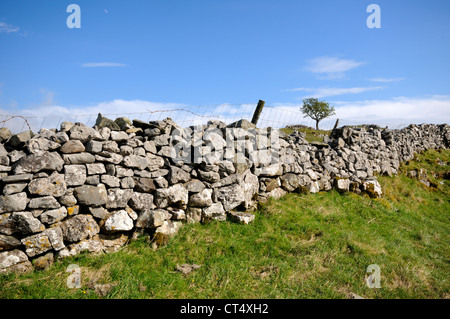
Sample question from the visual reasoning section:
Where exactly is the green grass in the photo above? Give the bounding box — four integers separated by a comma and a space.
1, 149, 449, 299
280, 127, 330, 143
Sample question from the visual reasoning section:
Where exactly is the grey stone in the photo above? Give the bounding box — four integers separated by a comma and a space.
94, 152, 124, 165
186, 207, 202, 224
189, 188, 213, 207
106, 188, 133, 209
74, 184, 108, 206
21, 227, 65, 257
69, 124, 102, 143
168, 166, 191, 184
89, 206, 108, 219
184, 179, 205, 193
120, 176, 135, 189
133, 177, 156, 193
14, 151, 64, 174
28, 196, 60, 209
104, 210, 134, 232
60, 214, 100, 243
202, 203, 226, 222
2, 183, 27, 195
0, 127, 11, 143
53, 132, 70, 144
85, 140, 103, 153
96, 114, 121, 131
0, 249, 33, 274
86, 163, 106, 175
135, 209, 170, 228
0, 234, 21, 251
155, 184, 188, 208
228, 211, 255, 225
28, 172, 67, 197
129, 192, 155, 211
101, 175, 121, 188
27, 138, 60, 154
102, 140, 120, 153
123, 155, 150, 170
64, 164, 87, 186
60, 140, 85, 154
40, 207, 67, 225
0, 192, 28, 213
154, 220, 182, 245
12, 211, 46, 234
63, 152, 96, 164
1, 174, 33, 184
0, 213, 15, 235
197, 170, 220, 183
110, 131, 129, 141
9, 130, 34, 147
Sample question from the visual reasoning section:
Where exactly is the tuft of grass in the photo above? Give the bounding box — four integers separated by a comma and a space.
1, 149, 448, 299
280, 127, 330, 143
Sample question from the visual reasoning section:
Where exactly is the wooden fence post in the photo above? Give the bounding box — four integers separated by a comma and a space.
329, 118, 339, 138
251, 100, 265, 126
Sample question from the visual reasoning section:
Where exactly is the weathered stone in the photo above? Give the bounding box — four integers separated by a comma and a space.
154, 220, 182, 245
21, 227, 65, 257
85, 140, 103, 153
123, 155, 150, 170
69, 124, 102, 143
104, 210, 134, 232
0, 249, 33, 274
28, 196, 60, 209
0, 234, 21, 251
59, 140, 85, 154
110, 131, 129, 141
9, 130, 33, 147
168, 166, 191, 184
267, 187, 287, 199
0, 192, 28, 213
155, 184, 188, 208
27, 137, 60, 154
64, 164, 87, 186
12, 211, 46, 234
14, 151, 64, 174
59, 193, 77, 207
96, 114, 121, 131
60, 214, 100, 243
63, 152, 96, 164
53, 132, 70, 144
186, 207, 202, 224
115, 117, 132, 129
101, 175, 121, 188
227, 119, 256, 129
89, 206, 108, 219
66, 205, 80, 216
86, 163, 106, 175
228, 211, 255, 225
334, 178, 350, 192
32, 251, 54, 270
133, 177, 156, 193
214, 184, 244, 211
254, 163, 283, 177
135, 209, 170, 228
0, 213, 15, 235
106, 188, 133, 209
189, 188, 213, 207
202, 203, 226, 222
1, 173, 33, 184
2, 183, 27, 195
184, 179, 205, 193
60, 121, 74, 132
143, 140, 157, 154
0, 127, 11, 143
120, 176, 135, 189
147, 155, 165, 171
197, 170, 220, 183
129, 192, 155, 211
39, 207, 67, 225
74, 184, 108, 206
28, 172, 67, 197
362, 180, 383, 198
171, 209, 186, 220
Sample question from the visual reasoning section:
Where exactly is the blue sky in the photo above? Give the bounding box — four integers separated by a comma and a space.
0, 0, 449, 130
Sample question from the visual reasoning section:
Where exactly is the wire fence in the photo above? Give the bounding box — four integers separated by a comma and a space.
0, 102, 411, 134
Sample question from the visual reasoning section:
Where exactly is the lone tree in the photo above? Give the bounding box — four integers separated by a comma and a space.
300, 98, 336, 130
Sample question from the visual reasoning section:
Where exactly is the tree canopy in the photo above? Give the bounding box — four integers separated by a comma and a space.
300, 98, 336, 130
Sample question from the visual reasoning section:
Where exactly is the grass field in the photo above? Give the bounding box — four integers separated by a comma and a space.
1, 149, 448, 299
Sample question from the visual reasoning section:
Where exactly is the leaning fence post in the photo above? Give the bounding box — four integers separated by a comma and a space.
251, 100, 265, 126
329, 118, 339, 138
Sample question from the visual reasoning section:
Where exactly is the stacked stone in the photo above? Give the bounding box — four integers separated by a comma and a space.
0, 115, 448, 274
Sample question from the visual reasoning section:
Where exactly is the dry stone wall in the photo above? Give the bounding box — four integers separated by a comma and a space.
0, 114, 449, 274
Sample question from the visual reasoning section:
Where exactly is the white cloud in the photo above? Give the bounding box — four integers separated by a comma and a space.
368, 77, 405, 83
81, 62, 128, 68
0, 22, 20, 33
304, 56, 365, 79
286, 86, 383, 99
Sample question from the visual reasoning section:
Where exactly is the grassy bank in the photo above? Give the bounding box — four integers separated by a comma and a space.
1, 149, 448, 299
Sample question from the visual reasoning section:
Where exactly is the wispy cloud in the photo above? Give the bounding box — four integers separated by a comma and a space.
81, 62, 128, 68
286, 86, 383, 99
368, 77, 405, 83
0, 21, 20, 33
304, 56, 365, 79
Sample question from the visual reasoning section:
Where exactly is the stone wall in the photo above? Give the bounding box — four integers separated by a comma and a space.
1, 115, 449, 274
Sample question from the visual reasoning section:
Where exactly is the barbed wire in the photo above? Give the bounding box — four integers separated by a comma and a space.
0, 102, 414, 134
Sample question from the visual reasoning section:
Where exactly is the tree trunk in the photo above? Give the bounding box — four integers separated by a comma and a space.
315, 120, 320, 130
